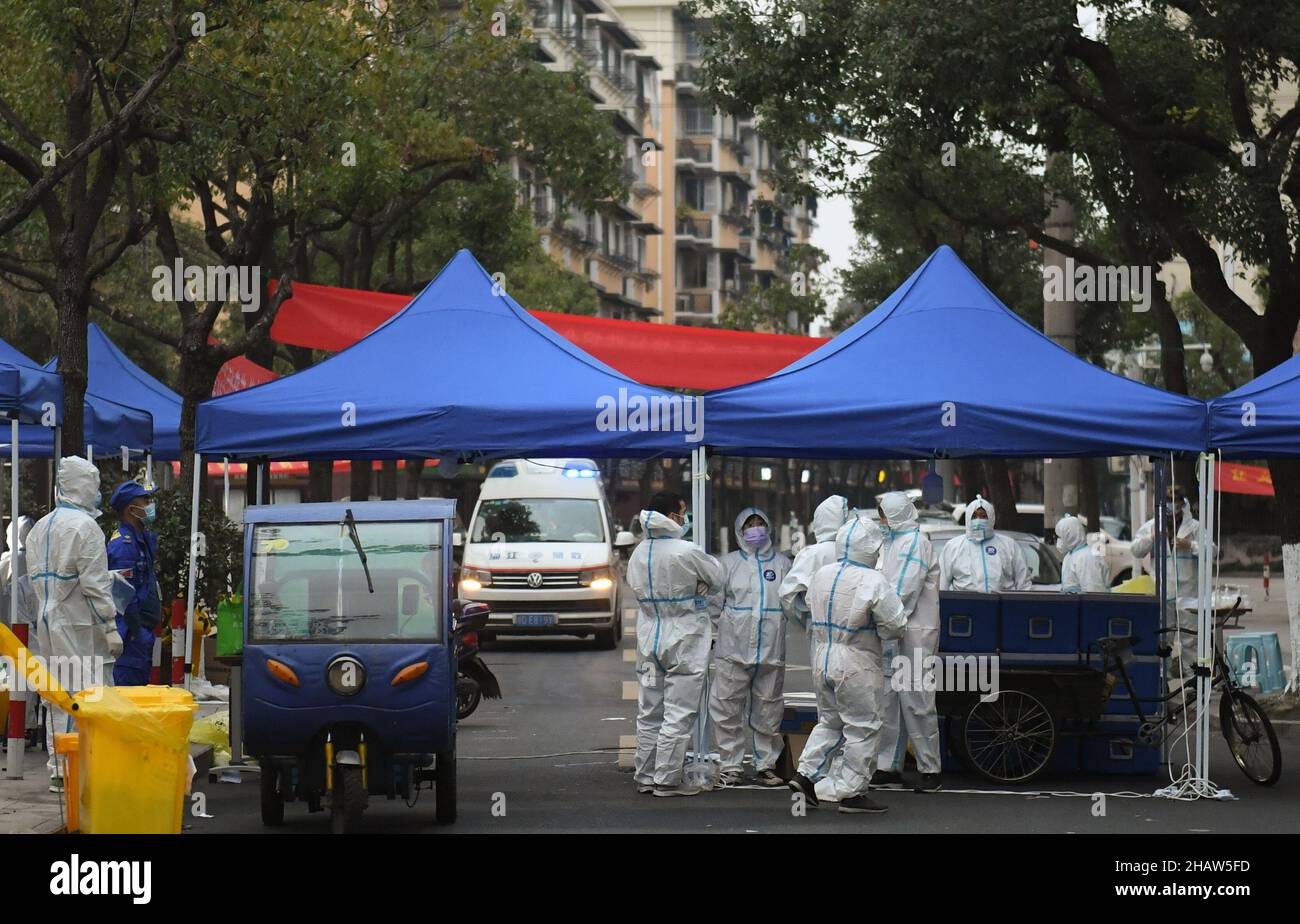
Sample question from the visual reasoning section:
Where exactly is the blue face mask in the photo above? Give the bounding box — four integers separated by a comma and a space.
95, 491, 103, 508
742, 525, 769, 546
139, 502, 156, 525
969, 518, 990, 539
680, 512, 692, 536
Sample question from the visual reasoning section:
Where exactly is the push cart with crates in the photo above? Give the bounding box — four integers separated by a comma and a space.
934, 591, 1281, 786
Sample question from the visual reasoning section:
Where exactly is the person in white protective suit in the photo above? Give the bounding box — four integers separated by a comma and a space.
1056, 514, 1110, 594
873, 492, 943, 793
1129, 487, 1214, 676
1, 515, 39, 732
788, 517, 906, 814
707, 507, 792, 787
627, 492, 725, 797
939, 496, 1031, 593
778, 495, 852, 630
778, 494, 855, 801
27, 457, 121, 790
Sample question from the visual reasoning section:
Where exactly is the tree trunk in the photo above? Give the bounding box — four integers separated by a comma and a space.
53, 281, 90, 453
381, 460, 398, 500
404, 458, 425, 499
350, 460, 371, 502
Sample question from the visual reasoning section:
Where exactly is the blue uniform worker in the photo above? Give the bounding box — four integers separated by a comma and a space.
107, 481, 162, 686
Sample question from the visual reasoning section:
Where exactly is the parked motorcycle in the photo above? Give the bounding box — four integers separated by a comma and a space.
456, 626, 501, 719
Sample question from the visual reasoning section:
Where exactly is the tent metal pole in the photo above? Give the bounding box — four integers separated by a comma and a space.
86, 444, 93, 464
256, 459, 265, 506
1196, 452, 1215, 789
4, 418, 22, 779
222, 457, 230, 517
183, 452, 202, 692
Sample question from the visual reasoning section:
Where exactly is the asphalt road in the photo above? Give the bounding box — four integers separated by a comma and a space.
190, 605, 1300, 834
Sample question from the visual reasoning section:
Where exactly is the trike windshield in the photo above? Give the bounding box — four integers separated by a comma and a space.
249, 520, 444, 643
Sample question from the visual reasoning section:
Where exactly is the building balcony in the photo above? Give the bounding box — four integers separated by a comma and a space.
675, 215, 713, 241
675, 62, 703, 87
676, 138, 712, 165
675, 290, 714, 316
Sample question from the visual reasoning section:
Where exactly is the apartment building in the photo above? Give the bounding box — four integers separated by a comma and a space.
522, 0, 665, 319
526, 0, 816, 326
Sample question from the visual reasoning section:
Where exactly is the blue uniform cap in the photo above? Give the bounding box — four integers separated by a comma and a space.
110, 480, 153, 511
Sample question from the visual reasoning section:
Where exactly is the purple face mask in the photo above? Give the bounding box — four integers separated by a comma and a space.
742, 525, 769, 546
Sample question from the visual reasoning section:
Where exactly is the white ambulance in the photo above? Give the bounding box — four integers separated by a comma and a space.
457, 459, 634, 648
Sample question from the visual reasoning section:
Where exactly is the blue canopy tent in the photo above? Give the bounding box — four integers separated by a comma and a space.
41, 323, 182, 460
0, 339, 62, 424
1208, 351, 1300, 457
705, 245, 1209, 458
0, 337, 153, 460
704, 244, 1224, 795
186, 250, 699, 688
196, 249, 699, 460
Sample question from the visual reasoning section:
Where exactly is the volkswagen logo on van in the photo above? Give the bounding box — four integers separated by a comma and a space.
327, 656, 366, 696
527, 572, 544, 588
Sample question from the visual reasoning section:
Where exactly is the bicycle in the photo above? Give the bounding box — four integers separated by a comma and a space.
1096, 596, 1281, 786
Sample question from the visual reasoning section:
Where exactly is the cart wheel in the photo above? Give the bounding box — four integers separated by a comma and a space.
330, 765, 366, 834
435, 744, 457, 824
1220, 690, 1281, 786
961, 690, 1056, 785
260, 761, 284, 827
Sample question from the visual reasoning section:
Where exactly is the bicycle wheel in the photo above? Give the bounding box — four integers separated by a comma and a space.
961, 690, 1056, 784
1219, 690, 1281, 786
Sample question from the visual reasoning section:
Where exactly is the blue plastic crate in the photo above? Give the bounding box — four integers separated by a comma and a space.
939, 591, 1000, 653
1087, 656, 1163, 716
1049, 735, 1081, 774
1000, 593, 1081, 654
1079, 592, 1161, 657
1081, 727, 1161, 775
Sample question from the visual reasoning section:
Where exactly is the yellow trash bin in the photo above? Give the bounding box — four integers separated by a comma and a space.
73, 685, 198, 834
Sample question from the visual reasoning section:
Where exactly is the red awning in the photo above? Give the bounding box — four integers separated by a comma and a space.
213, 354, 278, 396
267, 280, 826, 390
1214, 461, 1275, 497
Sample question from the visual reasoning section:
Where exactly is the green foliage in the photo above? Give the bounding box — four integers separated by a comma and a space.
719, 243, 828, 333
146, 488, 242, 610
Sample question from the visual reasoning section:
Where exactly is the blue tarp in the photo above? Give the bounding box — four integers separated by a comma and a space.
0, 338, 62, 424
1209, 352, 1300, 458
196, 250, 701, 460
43, 324, 182, 459
0, 337, 153, 458
705, 246, 1209, 458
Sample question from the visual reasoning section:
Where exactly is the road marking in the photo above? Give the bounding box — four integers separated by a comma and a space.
623, 648, 636, 662
618, 734, 636, 769
622, 680, 639, 700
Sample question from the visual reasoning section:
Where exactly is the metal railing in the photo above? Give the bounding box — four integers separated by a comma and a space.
676, 138, 712, 163
675, 215, 712, 239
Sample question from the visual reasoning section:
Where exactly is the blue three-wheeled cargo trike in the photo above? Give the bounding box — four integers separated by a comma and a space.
241, 500, 488, 832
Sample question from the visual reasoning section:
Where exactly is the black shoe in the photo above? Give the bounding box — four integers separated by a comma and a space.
787, 773, 819, 808
870, 770, 905, 788
838, 793, 888, 814
913, 773, 942, 793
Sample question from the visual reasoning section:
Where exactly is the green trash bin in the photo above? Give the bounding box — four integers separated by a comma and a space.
215, 593, 243, 658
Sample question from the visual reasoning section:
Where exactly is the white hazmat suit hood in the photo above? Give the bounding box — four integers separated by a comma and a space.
1056, 514, 1110, 594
